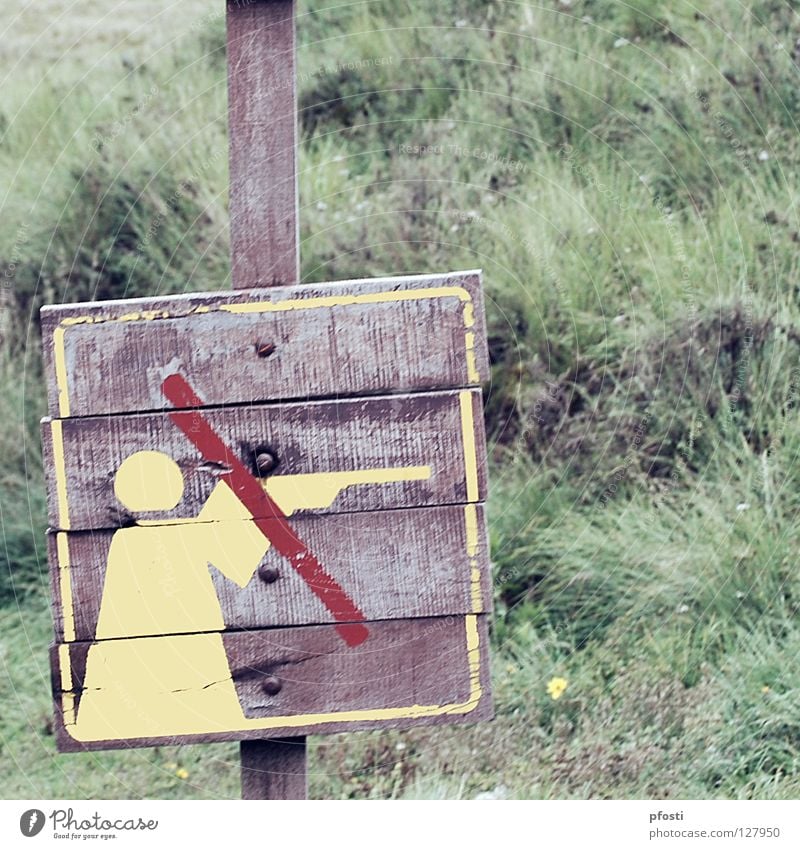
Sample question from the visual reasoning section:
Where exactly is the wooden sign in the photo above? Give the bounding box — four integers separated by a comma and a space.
41, 0, 494, 798
41, 270, 493, 752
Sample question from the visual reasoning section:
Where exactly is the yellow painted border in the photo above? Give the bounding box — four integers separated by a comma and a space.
53, 284, 482, 419
58, 645, 76, 727
50, 421, 70, 531
459, 390, 480, 503
464, 503, 483, 613
53, 326, 71, 418
57, 533, 76, 643
54, 278, 487, 740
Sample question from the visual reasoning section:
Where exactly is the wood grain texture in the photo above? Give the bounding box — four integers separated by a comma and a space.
227, 0, 298, 288
52, 615, 492, 751
39, 271, 487, 418
228, 0, 302, 798
241, 738, 307, 800
42, 389, 487, 531
48, 504, 490, 642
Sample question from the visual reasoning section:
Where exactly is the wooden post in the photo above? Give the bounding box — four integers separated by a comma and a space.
226, 0, 306, 798
227, 0, 299, 290
240, 738, 308, 801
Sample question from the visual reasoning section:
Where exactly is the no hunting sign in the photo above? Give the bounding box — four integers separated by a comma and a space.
40, 0, 493, 799
42, 272, 492, 748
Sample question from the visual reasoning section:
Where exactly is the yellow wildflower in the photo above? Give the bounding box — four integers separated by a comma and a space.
175, 768, 189, 780
547, 676, 568, 700
761, 685, 770, 694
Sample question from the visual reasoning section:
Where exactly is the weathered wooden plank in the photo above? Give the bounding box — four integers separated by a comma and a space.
52, 615, 492, 751
40, 271, 487, 418
227, 0, 298, 289
228, 0, 305, 799
42, 388, 487, 532
241, 738, 307, 800
48, 504, 490, 642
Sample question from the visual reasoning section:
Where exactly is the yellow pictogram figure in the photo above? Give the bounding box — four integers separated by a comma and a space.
70, 451, 433, 741
74, 451, 269, 740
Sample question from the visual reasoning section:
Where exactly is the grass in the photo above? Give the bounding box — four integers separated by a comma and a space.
1, 0, 800, 798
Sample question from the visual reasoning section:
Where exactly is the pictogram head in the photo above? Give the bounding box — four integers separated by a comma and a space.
114, 450, 184, 512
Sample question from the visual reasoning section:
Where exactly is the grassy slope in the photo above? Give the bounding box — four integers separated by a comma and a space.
2, 1, 213, 66
1, 0, 799, 798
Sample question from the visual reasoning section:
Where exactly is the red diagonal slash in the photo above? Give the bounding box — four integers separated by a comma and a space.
162, 373, 369, 647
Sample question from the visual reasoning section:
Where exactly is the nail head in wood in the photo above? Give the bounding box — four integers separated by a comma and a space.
262, 675, 282, 696
258, 564, 280, 584
255, 451, 278, 476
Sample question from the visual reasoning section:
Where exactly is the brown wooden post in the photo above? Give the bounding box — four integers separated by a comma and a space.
227, 0, 299, 290
240, 738, 308, 801
226, 0, 305, 799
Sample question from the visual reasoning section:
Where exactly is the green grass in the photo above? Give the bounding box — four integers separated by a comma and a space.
1, 0, 800, 798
